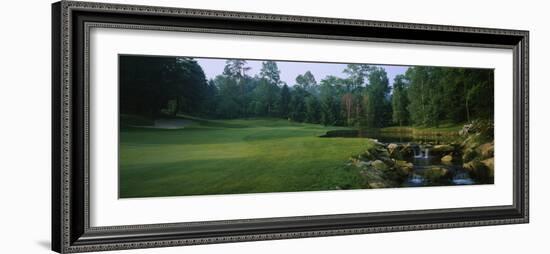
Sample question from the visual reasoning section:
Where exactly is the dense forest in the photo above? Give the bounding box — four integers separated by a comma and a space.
120, 55, 494, 128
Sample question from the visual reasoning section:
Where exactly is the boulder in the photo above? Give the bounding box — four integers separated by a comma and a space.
462, 148, 478, 163
352, 142, 411, 189
481, 157, 494, 175
461, 134, 481, 149
387, 143, 415, 160
353, 160, 371, 168
360, 167, 395, 189
432, 144, 455, 153
372, 160, 389, 171
441, 154, 454, 164
375, 147, 390, 156
371, 139, 386, 147
387, 143, 399, 151
463, 160, 476, 171
387, 143, 399, 157
423, 167, 451, 184
478, 142, 494, 158
400, 143, 414, 157
359, 150, 376, 161
395, 160, 414, 174
373, 147, 392, 164
463, 160, 493, 183
459, 124, 473, 136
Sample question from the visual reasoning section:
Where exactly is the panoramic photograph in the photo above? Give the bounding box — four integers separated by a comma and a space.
118, 55, 494, 198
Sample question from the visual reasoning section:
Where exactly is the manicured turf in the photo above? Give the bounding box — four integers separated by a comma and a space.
119, 117, 373, 198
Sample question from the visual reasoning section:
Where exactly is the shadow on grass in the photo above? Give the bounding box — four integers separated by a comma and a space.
119, 156, 363, 199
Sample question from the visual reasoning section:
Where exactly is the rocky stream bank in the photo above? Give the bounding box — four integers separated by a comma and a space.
348, 120, 494, 188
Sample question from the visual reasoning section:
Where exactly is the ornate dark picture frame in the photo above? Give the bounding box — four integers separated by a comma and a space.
52, 1, 529, 253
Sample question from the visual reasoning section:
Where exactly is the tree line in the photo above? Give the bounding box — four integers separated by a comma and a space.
120, 55, 494, 128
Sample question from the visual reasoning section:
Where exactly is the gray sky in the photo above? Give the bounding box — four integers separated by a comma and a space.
195, 58, 409, 87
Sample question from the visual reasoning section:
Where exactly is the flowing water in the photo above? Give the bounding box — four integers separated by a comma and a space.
322, 130, 477, 186
403, 144, 476, 186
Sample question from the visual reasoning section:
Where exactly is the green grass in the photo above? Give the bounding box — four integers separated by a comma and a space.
119, 117, 373, 198
381, 123, 463, 136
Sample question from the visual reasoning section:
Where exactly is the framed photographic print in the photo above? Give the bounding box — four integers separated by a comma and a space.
52, 1, 529, 253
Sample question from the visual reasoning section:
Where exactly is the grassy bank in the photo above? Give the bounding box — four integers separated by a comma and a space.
380, 123, 463, 136
119, 117, 373, 198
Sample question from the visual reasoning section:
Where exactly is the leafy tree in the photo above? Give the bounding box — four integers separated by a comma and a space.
119, 56, 207, 118
439, 68, 467, 123
305, 96, 321, 123
319, 76, 344, 126
361, 67, 391, 128
340, 65, 380, 127
222, 59, 252, 115
341, 93, 354, 126
253, 78, 280, 116
173, 58, 209, 115
202, 79, 219, 117
342, 64, 372, 91
223, 59, 250, 79
288, 86, 308, 122
406, 67, 430, 125
260, 61, 281, 86
405, 66, 493, 126
391, 74, 409, 126
278, 84, 291, 118
120, 56, 494, 128
213, 75, 242, 118
296, 71, 318, 95
464, 69, 494, 121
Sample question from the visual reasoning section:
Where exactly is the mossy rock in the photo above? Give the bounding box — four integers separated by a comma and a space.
395, 160, 414, 174
372, 160, 389, 171
461, 134, 482, 150
375, 148, 391, 158
352, 159, 371, 168
360, 167, 395, 189
432, 144, 455, 153
359, 150, 376, 161
423, 167, 451, 184
441, 154, 454, 164
463, 160, 493, 183
387, 143, 415, 160
462, 148, 478, 163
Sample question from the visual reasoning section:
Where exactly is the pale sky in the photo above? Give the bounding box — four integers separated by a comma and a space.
194, 58, 409, 87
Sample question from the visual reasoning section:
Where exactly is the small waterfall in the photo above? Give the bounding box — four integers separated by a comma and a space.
413, 145, 429, 159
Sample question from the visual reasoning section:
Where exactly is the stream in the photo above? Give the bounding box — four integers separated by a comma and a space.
322, 130, 477, 187
403, 145, 476, 186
